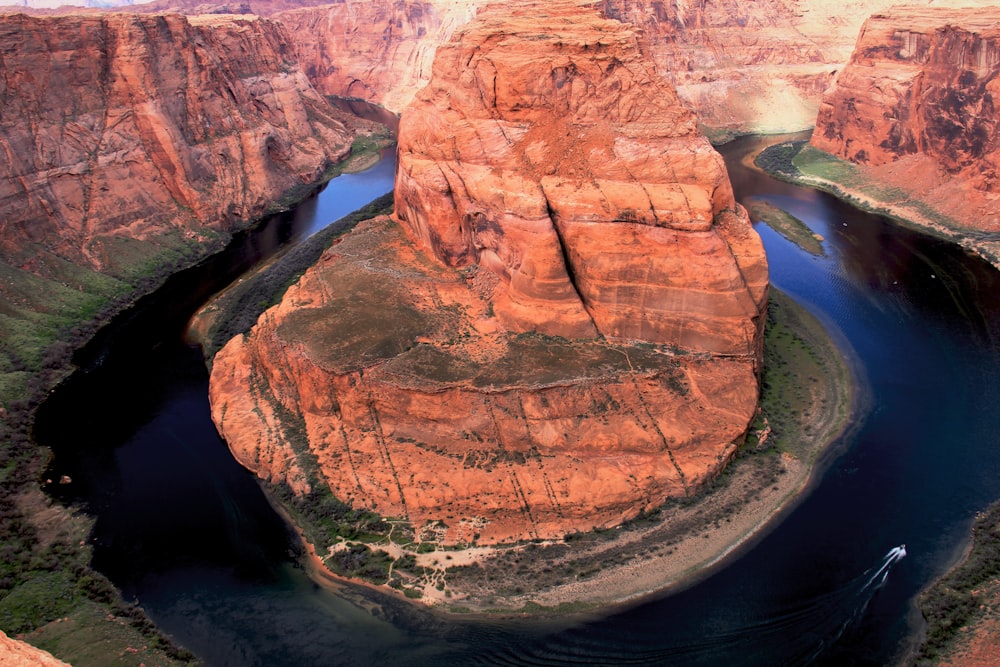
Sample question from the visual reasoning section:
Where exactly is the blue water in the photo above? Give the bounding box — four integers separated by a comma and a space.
36, 135, 1000, 665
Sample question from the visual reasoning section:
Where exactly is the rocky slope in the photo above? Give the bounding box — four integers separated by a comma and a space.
600, 0, 1000, 138
0, 11, 363, 274
810, 6, 1000, 230
210, 0, 768, 546
0, 9, 382, 407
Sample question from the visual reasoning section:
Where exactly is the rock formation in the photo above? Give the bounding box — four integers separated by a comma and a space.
210, 0, 768, 545
0, 630, 69, 667
0, 11, 363, 274
275, 0, 480, 114
810, 6, 1000, 229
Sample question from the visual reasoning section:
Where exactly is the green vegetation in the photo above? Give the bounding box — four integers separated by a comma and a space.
747, 289, 849, 462
756, 141, 970, 244
917, 501, 1000, 663
744, 198, 825, 256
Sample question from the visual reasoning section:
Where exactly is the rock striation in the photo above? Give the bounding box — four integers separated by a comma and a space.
210, 0, 768, 545
812, 8, 1000, 180
0, 11, 361, 274
394, 0, 767, 353
810, 6, 1000, 228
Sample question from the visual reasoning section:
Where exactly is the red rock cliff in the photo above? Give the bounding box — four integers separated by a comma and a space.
395, 0, 767, 353
813, 8, 1000, 180
275, 0, 479, 113
0, 11, 360, 272
210, 0, 768, 546
810, 6, 1000, 228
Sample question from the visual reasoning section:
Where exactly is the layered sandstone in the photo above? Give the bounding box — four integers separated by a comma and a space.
394, 0, 767, 353
210, 0, 768, 545
274, 0, 479, 113
0, 11, 361, 274
600, 0, 1000, 137
810, 7, 1000, 228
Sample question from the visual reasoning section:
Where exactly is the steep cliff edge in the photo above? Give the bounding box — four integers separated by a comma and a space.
0, 10, 383, 413
810, 7, 1000, 232
210, 0, 768, 546
0, 12, 360, 274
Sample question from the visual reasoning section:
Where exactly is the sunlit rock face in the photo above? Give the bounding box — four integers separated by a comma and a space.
813, 7, 1000, 183
210, 0, 768, 546
810, 6, 1000, 230
0, 12, 357, 272
395, 0, 768, 354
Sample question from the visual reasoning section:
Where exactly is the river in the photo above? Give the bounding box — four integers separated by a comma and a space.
33, 134, 1000, 665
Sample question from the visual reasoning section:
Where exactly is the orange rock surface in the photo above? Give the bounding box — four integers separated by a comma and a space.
210, 0, 768, 545
810, 6, 1000, 229
0, 630, 69, 667
395, 0, 768, 353
0, 11, 361, 273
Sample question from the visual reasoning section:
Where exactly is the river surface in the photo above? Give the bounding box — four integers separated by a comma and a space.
34, 134, 1000, 665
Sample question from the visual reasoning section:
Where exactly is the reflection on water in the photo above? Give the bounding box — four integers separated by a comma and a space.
34, 136, 1000, 665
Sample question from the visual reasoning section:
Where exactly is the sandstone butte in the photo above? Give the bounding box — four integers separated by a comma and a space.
209, 0, 769, 546
0, 11, 368, 277
810, 6, 1000, 231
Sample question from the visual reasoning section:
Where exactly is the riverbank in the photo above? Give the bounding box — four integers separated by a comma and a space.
753, 140, 1000, 271
0, 136, 393, 665
278, 286, 856, 615
752, 138, 1000, 666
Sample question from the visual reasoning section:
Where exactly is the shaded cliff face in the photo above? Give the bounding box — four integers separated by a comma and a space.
0, 12, 357, 274
210, 0, 768, 545
395, 0, 767, 353
812, 8, 1000, 186
275, 0, 479, 113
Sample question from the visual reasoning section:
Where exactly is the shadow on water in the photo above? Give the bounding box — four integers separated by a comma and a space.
31, 133, 1000, 665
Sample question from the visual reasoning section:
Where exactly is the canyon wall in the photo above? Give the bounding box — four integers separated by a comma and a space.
0, 11, 361, 274
210, 0, 768, 545
810, 7, 1000, 228
275, 1, 479, 113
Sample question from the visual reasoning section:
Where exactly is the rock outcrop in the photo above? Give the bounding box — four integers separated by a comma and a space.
0, 11, 362, 274
210, 0, 768, 545
0, 630, 69, 667
810, 6, 1000, 229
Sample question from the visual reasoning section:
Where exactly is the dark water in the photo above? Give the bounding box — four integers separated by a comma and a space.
34, 134, 1000, 665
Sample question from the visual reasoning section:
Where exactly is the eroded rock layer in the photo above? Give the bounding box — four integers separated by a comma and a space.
0, 12, 359, 272
810, 7, 1000, 227
210, 0, 768, 545
395, 0, 768, 354
275, 0, 480, 113
812, 8, 1000, 176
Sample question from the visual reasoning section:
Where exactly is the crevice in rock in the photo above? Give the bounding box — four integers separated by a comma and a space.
542, 189, 600, 335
